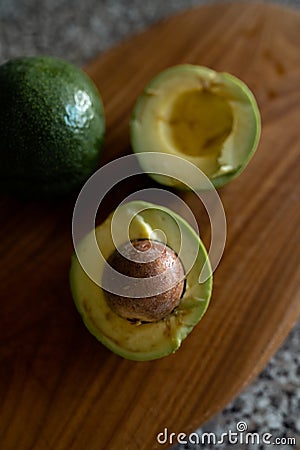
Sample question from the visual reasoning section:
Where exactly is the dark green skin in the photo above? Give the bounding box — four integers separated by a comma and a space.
0, 56, 105, 197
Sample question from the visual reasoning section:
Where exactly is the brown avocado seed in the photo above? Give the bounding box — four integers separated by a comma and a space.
102, 239, 185, 322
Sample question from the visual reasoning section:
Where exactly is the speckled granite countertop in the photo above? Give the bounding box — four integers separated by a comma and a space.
0, 1, 299, 449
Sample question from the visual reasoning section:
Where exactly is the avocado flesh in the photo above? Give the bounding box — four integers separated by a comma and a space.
131, 65, 261, 189
70, 201, 212, 361
167, 89, 234, 158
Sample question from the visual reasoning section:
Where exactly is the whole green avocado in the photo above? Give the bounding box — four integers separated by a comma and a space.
0, 56, 105, 197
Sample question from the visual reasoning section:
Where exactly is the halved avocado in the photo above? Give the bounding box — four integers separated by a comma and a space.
130, 65, 261, 189
70, 201, 212, 361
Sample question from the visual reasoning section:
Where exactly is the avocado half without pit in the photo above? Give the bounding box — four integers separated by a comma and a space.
130, 64, 261, 189
70, 201, 212, 361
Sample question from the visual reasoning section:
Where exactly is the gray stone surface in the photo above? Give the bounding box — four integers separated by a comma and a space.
0, 1, 299, 449
172, 324, 300, 449
0, 0, 299, 65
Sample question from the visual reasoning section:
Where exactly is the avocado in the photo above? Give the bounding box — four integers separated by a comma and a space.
0, 56, 105, 197
130, 64, 261, 189
70, 201, 212, 361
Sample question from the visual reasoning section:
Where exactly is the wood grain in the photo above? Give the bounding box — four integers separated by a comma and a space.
1, 2, 300, 449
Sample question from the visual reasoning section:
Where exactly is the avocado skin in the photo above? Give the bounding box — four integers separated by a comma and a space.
0, 56, 105, 197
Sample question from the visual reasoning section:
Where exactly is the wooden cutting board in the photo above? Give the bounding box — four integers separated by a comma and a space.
1, 2, 299, 449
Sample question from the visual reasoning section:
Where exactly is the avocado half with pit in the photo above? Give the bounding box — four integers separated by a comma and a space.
130, 64, 261, 189
70, 201, 212, 361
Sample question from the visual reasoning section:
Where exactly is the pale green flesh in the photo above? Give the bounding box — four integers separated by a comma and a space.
130, 65, 261, 189
70, 201, 212, 361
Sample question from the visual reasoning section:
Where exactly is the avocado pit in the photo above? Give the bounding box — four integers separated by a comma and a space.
102, 239, 185, 323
